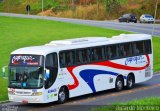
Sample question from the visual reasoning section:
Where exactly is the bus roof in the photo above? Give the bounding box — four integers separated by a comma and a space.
11, 34, 152, 56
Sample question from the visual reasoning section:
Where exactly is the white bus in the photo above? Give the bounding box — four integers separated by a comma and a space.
8, 34, 153, 103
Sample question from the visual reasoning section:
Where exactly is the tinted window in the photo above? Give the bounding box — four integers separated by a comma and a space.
145, 15, 153, 18
59, 40, 151, 67
59, 50, 75, 67
144, 40, 152, 54
133, 41, 145, 55
119, 43, 132, 57
91, 46, 105, 62
76, 48, 90, 64
106, 45, 119, 59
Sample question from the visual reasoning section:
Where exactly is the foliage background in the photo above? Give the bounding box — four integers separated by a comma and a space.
0, 0, 160, 20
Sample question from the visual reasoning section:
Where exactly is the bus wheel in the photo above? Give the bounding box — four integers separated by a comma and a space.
126, 74, 134, 89
115, 76, 124, 91
58, 87, 68, 104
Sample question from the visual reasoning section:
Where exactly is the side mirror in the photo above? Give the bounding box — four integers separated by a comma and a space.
2, 66, 8, 79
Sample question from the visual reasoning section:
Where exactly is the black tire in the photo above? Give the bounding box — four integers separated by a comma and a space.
126, 75, 134, 89
115, 77, 124, 91
58, 87, 68, 104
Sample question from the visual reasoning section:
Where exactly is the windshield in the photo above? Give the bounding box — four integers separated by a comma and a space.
145, 15, 153, 18
8, 66, 44, 89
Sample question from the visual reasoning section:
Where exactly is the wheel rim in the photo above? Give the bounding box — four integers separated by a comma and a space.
117, 80, 123, 90
59, 90, 65, 102
128, 78, 133, 87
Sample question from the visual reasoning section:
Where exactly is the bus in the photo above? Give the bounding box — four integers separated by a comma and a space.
8, 34, 153, 103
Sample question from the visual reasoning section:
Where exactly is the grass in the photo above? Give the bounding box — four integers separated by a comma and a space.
92, 97, 160, 111
0, 16, 160, 102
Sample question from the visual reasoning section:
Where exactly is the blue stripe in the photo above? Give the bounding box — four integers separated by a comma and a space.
79, 69, 119, 93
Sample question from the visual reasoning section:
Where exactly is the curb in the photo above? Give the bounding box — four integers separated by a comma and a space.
0, 100, 10, 104
154, 71, 160, 75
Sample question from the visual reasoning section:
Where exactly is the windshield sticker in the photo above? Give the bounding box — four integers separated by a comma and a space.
125, 55, 146, 66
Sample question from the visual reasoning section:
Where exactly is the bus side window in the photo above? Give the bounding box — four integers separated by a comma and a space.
91, 46, 105, 62
59, 50, 75, 67
119, 44, 125, 57
133, 41, 145, 55
76, 50, 82, 64
87, 49, 91, 62
105, 46, 109, 59
92, 48, 98, 61
76, 48, 90, 64
127, 43, 133, 56
83, 49, 90, 63
65, 50, 75, 66
120, 43, 132, 57
107, 45, 119, 59
133, 43, 139, 55
59, 52, 65, 68
144, 40, 152, 54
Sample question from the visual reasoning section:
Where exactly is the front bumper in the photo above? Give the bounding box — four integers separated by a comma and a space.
144, 19, 154, 23
8, 94, 44, 103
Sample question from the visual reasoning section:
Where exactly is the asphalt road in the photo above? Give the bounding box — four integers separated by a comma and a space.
0, 12, 160, 36
0, 73, 160, 111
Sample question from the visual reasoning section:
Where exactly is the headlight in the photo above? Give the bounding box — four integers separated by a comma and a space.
32, 92, 42, 96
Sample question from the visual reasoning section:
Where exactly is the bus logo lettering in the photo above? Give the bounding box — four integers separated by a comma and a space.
125, 56, 145, 65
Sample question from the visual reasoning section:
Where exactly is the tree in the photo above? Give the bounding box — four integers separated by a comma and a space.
104, 0, 121, 13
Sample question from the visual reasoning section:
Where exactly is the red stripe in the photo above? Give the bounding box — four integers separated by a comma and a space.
95, 54, 150, 70
67, 66, 79, 90
67, 54, 150, 90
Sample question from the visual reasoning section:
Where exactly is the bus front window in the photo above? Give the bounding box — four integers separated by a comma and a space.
8, 67, 44, 89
